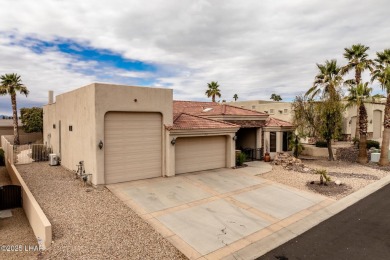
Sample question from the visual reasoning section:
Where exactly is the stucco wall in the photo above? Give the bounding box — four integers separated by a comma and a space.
229, 100, 293, 122
44, 83, 173, 186
0, 127, 42, 145
343, 102, 385, 140
43, 84, 97, 183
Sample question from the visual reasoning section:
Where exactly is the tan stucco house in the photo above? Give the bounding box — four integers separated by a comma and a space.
43, 83, 293, 187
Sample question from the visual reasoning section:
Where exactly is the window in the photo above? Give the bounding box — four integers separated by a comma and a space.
270, 109, 274, 114
270, 132, 276, 152
283, 132, 292, 151
252, 105, 256, 109
278, 110, 283, 114
284, 109, 288, 114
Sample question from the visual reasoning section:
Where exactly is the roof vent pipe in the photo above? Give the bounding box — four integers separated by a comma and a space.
48, 90, 54, 104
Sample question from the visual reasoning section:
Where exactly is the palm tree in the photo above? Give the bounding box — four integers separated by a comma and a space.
306, 59, 344, 160
0, 73, 29, 145
346, 82, 372, 163
205, 81, 221, 102
306, 59, 343, 99
371, 49, 390, 166
233, 94, 238, 101
342, 44, 375, 139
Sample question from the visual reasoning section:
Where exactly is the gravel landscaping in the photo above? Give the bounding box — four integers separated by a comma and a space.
16, 163, 186, 260
261, 158, 390, 200
0, 167, 38, 260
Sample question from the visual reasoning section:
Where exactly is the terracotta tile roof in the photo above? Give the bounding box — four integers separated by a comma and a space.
173, 101, 267, 116
264, 117, 293, 127
168, 113, 239, 130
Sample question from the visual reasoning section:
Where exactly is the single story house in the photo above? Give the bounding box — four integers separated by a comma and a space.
43, 83, 293, 187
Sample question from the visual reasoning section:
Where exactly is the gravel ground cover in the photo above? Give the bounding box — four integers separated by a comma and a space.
261, 159, 390, 200
0, 167, 38, 260
17, 163, 186, 260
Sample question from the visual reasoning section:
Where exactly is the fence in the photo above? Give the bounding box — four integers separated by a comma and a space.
13, 144, 52, 165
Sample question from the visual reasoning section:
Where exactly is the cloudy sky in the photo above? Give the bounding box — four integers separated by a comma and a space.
0, 0, 389, 115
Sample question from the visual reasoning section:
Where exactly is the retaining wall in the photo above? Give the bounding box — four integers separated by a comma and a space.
1, 136, 52, 249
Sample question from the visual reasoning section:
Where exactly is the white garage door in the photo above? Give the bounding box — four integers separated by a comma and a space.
104, 112, 162, 184
175, 136, 226, 174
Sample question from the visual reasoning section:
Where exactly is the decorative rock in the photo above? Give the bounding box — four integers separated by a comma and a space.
335, 180, 341, 185
272, 152, 311, 173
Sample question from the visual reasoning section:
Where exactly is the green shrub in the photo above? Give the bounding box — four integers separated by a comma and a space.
366, 140, 380, 150
315, 169, 331, 184
236, 152, 246, 166
315, 140, 327, 148
0, 148, 5, 166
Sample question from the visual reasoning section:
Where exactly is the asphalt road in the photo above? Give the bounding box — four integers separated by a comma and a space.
258, 184, 390, 260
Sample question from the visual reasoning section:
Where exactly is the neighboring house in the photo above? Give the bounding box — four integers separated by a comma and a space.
43, 83, 293, 187
230, 99, 386, 143
228, 100, 293, 122
342, 100, 385, 142
0, 120, 42, 145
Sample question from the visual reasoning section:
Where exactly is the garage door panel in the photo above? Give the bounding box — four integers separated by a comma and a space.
175, 136, 226, 174
105, 112, 162, 184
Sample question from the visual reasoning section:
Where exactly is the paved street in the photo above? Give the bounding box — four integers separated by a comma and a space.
258, 184, 390, 260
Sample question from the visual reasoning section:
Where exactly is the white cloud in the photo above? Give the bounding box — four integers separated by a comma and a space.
0, 0, 389, 112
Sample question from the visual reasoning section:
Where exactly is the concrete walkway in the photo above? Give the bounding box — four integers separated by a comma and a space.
107, 162, 333, 259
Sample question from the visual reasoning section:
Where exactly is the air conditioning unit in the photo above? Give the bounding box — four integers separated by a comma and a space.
49, 154, 58, 166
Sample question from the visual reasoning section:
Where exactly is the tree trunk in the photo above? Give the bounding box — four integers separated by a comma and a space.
358, 103, 368, 164
212, 95, 215, 102
358, 134, 368, 163
327, 139, 334, 161
354, 105, 360, 139
11, 93, 20, 145
379, 129, 390, 166
379, 93, 390, 166
354, 70, 361, 140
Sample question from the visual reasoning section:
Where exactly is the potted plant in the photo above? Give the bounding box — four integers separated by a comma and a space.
264, 141, 271, 162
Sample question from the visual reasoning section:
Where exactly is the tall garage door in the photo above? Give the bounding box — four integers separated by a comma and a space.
175, 136, 226, 174
104, 112, 162, 184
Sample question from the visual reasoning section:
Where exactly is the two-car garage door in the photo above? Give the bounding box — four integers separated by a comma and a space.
104, 112, 162, 184
175, 136, 226, 174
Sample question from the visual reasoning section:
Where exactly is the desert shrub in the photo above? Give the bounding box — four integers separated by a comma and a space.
236, 152, 246, 166
366, 140, 380, 150
315, 140, 327, 148
0, 148, 4, 166
315, 169, 331, 184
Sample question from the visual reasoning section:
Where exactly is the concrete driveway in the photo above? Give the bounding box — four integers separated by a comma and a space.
107, 162, 333, 259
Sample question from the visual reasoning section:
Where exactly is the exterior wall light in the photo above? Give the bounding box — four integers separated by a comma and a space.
233, 136, 237, 141
98, 140, 104, 149
370, 120, 372, 124
348, 119, 352, 124
171, 138, 176, 145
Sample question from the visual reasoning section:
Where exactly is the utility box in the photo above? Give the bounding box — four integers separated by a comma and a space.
371, 153, 380, 163
49, 154, 58, 166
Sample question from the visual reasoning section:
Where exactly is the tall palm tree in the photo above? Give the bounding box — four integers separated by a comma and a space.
306, 59, 343, 160
346, 82, 372, 163
306, 59, 343, 99
0, 73, 29, 145
342, 44, 375, 139
233, 93, 238, 101
205, 81, 221, 102
371, 49, 390, 166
